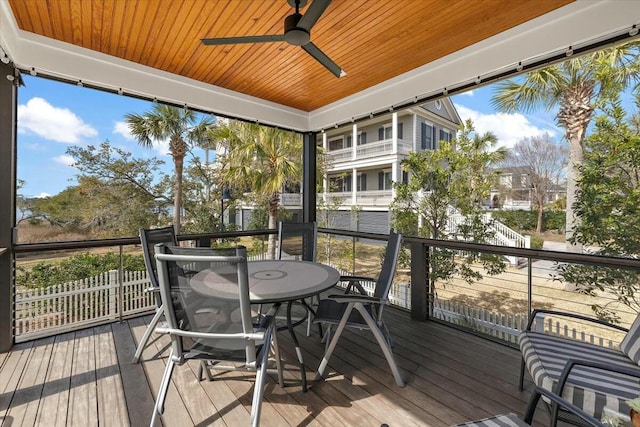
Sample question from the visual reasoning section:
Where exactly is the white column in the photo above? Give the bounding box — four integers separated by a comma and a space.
352, 167, 358, 205
352, 124, 357, 160
392, 112, 398, 153
322, 132, 328, 203
391, 161, 398, 201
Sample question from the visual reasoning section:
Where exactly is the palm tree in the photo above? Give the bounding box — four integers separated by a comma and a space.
214, 121, 302, 258
491, 41, 640, 252
125, 105, 215, 233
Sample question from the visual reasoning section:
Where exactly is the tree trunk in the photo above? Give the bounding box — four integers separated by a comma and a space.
565, 133, 584, 253
266, 195, 279, 260
173, 154, 184, 234
536, 202, 544, 234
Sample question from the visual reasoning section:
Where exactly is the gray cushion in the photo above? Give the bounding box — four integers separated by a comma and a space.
519, 331, 640, 419
452, 413, 528, 427
620, 314, 640, 366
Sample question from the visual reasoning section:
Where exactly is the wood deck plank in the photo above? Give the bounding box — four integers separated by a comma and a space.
67, 327, 97, 427
111, 320, 156, 427
35, 332, 75, 427
95, 324, 129, 427
0, 341, 34, 421
0, 309, 549, 427
4, 336, 54, 426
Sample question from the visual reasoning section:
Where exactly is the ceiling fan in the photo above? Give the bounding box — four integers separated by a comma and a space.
201, 0, 345, 78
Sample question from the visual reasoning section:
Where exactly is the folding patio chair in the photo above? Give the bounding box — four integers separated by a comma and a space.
133, 226, 177, 363
151, 244, 281, 427
314, 231, 404, 387
277, 221, 318, 336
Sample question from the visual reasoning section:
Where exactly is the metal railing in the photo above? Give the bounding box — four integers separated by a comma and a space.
12, 228, 640, 348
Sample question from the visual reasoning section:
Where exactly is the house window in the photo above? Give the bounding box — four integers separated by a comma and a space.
421, 123, 435, 150
499, 175, 512, 187
328, 138, 343, 151
378, 170, 392, 190
402, 171, 409, 184
357, 174, 367, 191
379, 123, 402, 140
397, 122, 403, 139
346, 135, 352, 148
520, 174, 529, 187
329, 174, 352, 192
357, 131, 367, 145
440, 129, 452, 143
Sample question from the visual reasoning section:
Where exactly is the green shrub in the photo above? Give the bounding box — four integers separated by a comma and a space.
17, 251, 146, 288
529, 234, 544, 249
489, 210, 566, 233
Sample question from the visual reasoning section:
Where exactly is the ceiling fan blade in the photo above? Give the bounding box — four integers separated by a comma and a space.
201, 35, 284, 45
298, 0, 331, 31
302, 42, 345, 78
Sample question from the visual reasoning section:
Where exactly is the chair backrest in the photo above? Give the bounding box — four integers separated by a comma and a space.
140, 226, 177, 289
154, 244, 257, 363
277, 221, 317, 262
373, 231, 402, 301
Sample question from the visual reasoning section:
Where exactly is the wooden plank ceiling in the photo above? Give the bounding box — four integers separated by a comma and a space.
8, 0, 573, 112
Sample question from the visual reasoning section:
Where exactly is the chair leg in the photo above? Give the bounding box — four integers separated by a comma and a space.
151, 354, 176, 427
354, 304, 405, 387
519, 357, 526, 391
133, 305, 164, 363
316, 303, 353, 381
271, 326, 284, 387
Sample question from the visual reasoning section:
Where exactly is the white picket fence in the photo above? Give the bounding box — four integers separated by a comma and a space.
15, 262, 617, 348
432, 299, 617, 347
15, 270, 154, 341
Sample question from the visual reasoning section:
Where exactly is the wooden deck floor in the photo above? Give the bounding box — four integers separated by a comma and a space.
0, 308, 545, 426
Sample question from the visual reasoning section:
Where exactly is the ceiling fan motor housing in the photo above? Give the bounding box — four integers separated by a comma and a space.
284, 13, 310, 45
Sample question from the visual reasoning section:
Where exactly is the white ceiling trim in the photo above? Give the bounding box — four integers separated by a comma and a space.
307, 0, 639, 131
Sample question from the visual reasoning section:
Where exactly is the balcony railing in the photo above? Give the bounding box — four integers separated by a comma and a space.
280, 192, 302, 206
355, 190, 392, 206
11, 228, 640, 350
326, 139, 413, 163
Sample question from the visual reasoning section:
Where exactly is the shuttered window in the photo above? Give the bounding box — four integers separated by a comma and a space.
397, 122, 403, 139
421, 123, 434, 149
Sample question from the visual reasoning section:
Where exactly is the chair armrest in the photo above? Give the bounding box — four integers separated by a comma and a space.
339, 275, 376, 295
524, 387, 605, 427
556, 358, 640, 397
326, 294, 384, 305
145, 287, 160, 294
525, 309, 629, 333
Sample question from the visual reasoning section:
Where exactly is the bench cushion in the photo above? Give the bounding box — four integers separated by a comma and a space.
519, 331, 640, 419
452, 413, 528, 427
620, 314, 640, 366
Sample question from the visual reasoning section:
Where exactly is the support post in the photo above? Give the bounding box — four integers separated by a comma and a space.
410, 242, 428, 321
303, 132, 317, 224
0, 62, 17, 352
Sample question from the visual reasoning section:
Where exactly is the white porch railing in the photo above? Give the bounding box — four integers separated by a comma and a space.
445, 205, 530, 264
355, 190, 392, 206
326, 138, 413, 163
280, 193, 302, 206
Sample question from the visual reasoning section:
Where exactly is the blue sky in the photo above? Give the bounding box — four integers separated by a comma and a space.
16, 75, 568, 198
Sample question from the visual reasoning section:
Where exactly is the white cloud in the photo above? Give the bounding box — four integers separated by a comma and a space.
17, 97, 98, 143
34, 192, 51, 198
112, 120, 170, 157
53, 155, 75, 167
458, 90, 474, 97
454, 104, 556, 148
113, 121, 135, 140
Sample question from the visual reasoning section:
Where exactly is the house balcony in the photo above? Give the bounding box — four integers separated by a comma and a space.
6, 229, 640, 425
323, 190, 392, 208
327, 139, 413, 164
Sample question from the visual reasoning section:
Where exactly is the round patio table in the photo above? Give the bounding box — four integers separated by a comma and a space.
191, 259, 340, 391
